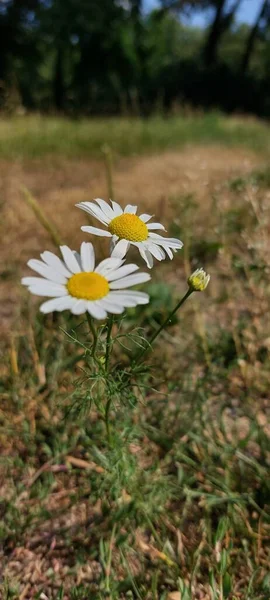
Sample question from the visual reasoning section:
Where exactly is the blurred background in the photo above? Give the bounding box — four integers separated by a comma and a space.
1, 0, 270, 116
1, 1, 270, 599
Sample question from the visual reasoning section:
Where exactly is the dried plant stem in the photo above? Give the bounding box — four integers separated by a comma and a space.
102, 143, 114, 199
21, 186, 62, 248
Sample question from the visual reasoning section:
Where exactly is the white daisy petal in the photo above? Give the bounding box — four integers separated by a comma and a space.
80, 242, 95, 272
107, 293, 137, 307
23, 243, 150, 319
40, 297, 76, 313
124, 204, 137, 214
157, 246, 166, 259
111, 200, 123, 216
146, 223, 166, 231
87, 302, 107, 320
73, 251, 82, 270
87, 203, 111, 224
110, 272, 150, 289
41, 251, 72, 278
123, 291, 149, 304
95, 198, 115, 219
28, 283, 68, 297
78, 199, 182, 267
81, 226, 112, 237
95, 257, 124, 275
169, 239, 184, 248
110, 235, 118, 254
164, 246, 174, 259
139, 214, 153, 223
22, 276, 50, 286
138, 247, 154, 269
98, 298, 125, 314
76, 202, 104, 223
107, 264, 139, 281
60, 246, 81, 274
27, 259, 67, 284
111, 239, 130, 259
109, 290, 149, 305
76, 202, 111, 225
71, 300, 87, 315
76, 202, 110, 225
148, 233, 183, 248
147, 244, 166, 261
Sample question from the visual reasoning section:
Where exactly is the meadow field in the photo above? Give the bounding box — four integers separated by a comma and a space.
0, 114, 270, 599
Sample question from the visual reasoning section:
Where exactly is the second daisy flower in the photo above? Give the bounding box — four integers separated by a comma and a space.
77, 199, 183, 268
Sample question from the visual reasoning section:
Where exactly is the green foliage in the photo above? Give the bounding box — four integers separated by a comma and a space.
229, 166, 270, 193
0, 113, 270, 161
189, 238, 222, 263
2, 312, 270, 597
2, 0, 270, 116
127, 282, 179, 328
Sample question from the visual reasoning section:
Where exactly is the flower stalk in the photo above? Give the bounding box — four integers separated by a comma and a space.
132, 287, 194, 367
104, 397, 113, 446
105, 315, 114, 373
86, 313, 98, 359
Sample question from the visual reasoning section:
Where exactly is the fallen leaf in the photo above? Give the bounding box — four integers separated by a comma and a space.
66, 455, 104, 473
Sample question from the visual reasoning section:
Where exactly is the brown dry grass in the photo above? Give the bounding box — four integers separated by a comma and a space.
0, 145, 260, 336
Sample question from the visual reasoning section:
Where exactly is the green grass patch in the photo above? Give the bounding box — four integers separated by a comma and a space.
0, 112, 270, 160
1, 305, 270, 599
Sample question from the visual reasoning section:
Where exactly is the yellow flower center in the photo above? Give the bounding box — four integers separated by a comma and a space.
108, 214, 148, 242
189, 275, 205, 291
67, 272, 109, 300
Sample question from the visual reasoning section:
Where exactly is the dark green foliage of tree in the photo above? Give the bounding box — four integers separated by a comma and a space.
1, 0, 270, 116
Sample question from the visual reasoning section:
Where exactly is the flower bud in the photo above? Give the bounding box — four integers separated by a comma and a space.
188, 268, 210, 292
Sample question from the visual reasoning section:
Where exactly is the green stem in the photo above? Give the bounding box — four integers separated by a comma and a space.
86, 313, 98, 358
105, 316, 114, 373
104, 397, 113, 445
132, 288, 193, 367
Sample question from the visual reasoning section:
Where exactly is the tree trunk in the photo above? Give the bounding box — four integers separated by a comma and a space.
204, 0, 227, 66
204, 0, 242, 66
241, 0, 269, 73
53, 46, 65, 111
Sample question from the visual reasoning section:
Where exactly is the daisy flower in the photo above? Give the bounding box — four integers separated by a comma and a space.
22, 242, 150, 319
76, 199, 183, 268
188, 268, 210, 292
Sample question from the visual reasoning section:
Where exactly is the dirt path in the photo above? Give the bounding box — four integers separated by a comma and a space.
0, 145, 262, 336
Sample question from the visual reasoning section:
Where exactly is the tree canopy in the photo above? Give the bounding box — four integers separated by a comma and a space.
1, 0, 270, 116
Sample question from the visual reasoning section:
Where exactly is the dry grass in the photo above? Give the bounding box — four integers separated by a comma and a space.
0, 130, 270, 599
0, 145, 260, 335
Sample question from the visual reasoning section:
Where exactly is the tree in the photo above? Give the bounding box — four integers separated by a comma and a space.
203, 0, 243, 66
160, 0, 244, 65
0, 0, 40, 106
241, 0, 270, 73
